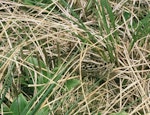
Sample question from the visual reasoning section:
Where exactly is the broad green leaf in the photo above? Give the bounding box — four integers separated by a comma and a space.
35, 106, 49, 115
27, 56, 46, 69
123, 11, 131, 20
26, 56, 52, 86
10, 94, 28, 115
110, 111, 128, 115
65, 79, 80, 91
97, 113, 102, 115
23, 0, 35, 5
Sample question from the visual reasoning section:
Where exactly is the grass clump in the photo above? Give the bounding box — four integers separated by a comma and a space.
0, 0, 150, 114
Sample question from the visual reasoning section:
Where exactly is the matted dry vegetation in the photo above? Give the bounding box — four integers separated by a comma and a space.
0, 0, 150, 114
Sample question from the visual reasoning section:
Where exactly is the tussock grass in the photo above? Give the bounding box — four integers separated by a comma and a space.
0, 0, 150, 114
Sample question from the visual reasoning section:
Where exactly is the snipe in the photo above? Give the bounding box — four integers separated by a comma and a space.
80, 53, 113, 78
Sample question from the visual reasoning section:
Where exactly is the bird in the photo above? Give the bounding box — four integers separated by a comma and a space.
80, 52, 114, 78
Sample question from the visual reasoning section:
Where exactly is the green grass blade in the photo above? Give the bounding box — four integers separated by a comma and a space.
130, 12, 150, 50
0, 63, 14, 106
97, 0, 117, 62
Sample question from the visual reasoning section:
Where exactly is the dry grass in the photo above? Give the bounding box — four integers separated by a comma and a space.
0, 0, 150, 114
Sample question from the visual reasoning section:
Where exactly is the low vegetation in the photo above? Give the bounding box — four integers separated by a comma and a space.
0, 0, 150, 114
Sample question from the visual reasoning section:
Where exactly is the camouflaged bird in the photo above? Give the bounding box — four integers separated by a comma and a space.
80, 52, 114, 78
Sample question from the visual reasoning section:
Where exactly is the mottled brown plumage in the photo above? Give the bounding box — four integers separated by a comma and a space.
80, 52, 114, 78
